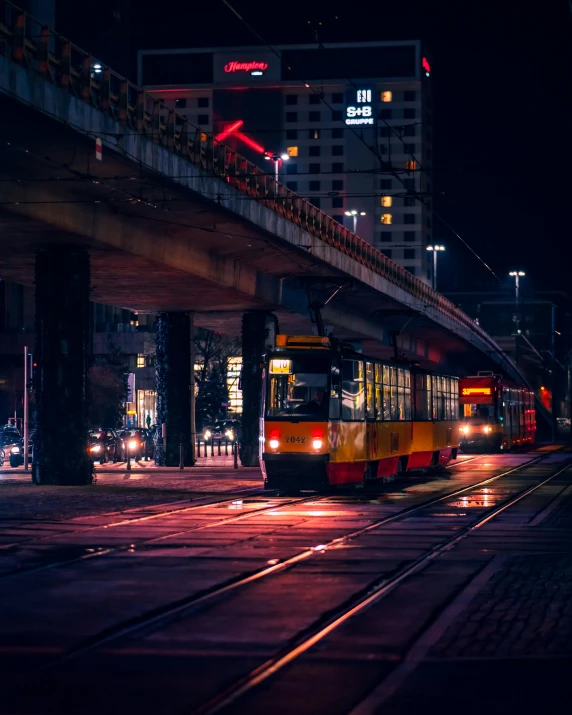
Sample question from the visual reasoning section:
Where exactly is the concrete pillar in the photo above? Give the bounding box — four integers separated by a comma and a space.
155, 312, 193, 466
32, 247, 92, 485
240, 311, 278, 467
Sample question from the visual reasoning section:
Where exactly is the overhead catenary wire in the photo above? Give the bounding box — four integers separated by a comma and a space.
218, 0, 501, 283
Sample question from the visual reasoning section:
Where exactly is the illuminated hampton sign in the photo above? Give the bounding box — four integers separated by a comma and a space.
346, 88, 374, 126
224, 60, 269, 75
214, 52, 278, 83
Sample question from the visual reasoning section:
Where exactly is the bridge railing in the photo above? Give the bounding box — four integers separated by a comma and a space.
0, 1, 490, 341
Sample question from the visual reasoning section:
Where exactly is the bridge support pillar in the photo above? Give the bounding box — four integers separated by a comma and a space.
155, 312, 194, 467
32, 247, 92, 485
240, 311, 278, 467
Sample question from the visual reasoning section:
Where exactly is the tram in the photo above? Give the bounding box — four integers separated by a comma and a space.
261, 334, 460, 491
459, 373, 536, 452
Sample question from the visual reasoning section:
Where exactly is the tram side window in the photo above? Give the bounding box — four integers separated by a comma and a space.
342, 359, 365, 421
366, 362, 375, 419
415, 374, 432, 420
329, 363, 341, 420
449, 377, 459, 419
432, 375, 457, 421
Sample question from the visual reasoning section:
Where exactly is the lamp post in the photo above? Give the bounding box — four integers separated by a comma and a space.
344, 209, 367, 234
426, 244, 445, 291
264, 152, 290, 191
509, 271, 525, 332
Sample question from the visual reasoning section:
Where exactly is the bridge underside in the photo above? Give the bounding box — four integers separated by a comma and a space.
0, 87, 495, 375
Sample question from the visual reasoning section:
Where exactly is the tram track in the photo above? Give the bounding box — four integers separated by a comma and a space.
0, 453, 543, 582
192, 456, 572, 715
16, 451, 561, 683
0, 454, 512, 579
0, 484, 281, 553
0, 453, 488, 556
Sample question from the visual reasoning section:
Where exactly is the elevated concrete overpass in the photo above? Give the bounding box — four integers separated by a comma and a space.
0, 3, 530, 482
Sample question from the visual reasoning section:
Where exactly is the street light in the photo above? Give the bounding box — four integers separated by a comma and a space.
264, 152, 290, 186
426, 244, 445, 291
509, 271, 525, 332
344, 209, 367, 234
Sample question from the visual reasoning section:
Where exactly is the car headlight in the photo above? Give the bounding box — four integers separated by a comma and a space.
89, 444, 101, 453
461, 426, 470, 434
484, 426, 492, 433
225, 430, 234, 440
11, 446, 20, 454
128, 439, 138, 450
204, 430, 212, 439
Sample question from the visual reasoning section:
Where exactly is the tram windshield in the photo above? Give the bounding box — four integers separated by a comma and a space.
266, 355, 330, 419
462, 403, 496, 424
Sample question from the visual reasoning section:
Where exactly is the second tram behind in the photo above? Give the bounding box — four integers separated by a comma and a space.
459, 373, 536, 452
261, 334, 460, 491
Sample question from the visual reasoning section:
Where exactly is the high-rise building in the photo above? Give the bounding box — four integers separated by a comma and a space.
138, 41, 433, 282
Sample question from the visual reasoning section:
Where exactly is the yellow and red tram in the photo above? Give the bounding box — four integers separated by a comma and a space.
459, 374, 535, 452
261, 334, 460, 491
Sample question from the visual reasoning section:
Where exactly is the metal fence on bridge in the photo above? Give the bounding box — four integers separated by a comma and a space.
0, 0, 489, 342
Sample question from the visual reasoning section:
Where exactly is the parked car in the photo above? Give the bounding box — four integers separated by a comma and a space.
1, 431, 20, 465
88, 428, 120, 464
6, 431, 35, 468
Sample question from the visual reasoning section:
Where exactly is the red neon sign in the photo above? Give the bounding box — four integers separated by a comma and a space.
234, 132, 265, 153
422, 57, 431, 73
214, 119, 265, 154
224, 61, 268, 73
215, 119, 244, 142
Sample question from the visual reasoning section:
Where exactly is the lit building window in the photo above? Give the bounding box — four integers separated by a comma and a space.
286, 146, 298, 157
136, 354, 145, 368
381, 214, 393, 225
310, 129, 320, 139
227, 357, 243, 414
404, 160, 417, 171
381, 91, 393, 102
381, 196, 392, 207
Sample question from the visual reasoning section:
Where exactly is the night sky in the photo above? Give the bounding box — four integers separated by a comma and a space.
58, 0, 572, 295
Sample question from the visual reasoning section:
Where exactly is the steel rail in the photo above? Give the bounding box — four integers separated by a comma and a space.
25, 453, 552, 676
0, 491, 324, 581
0, 484, 283, 552
193, 458, 571, 715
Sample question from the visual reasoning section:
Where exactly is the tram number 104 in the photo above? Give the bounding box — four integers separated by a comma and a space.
285, 436, 306, 444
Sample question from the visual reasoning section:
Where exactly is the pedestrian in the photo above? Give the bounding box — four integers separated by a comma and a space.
146, 414, 151, 429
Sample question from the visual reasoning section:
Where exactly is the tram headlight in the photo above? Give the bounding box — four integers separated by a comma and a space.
269, 439, 279, 449
312, 439, 323, 450
461, 425, 470, 434
484, 426, 492, 433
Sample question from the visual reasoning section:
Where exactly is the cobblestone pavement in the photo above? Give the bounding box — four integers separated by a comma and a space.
430, 554, 572, 659
539, 493, 572, 527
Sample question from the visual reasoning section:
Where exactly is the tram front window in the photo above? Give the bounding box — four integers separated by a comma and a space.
462, 403, 496, 424
267, 356, 329, 419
